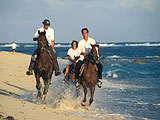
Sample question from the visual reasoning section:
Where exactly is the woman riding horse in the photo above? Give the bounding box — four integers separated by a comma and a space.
62, 40, 80, 84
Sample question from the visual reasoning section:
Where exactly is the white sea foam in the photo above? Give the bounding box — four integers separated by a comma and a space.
107, 69, 120, 79
146, 56, 160, 58
125, 43, 160, 46
99, 43, 122, 47
0, 44, 12, 47
107, 55, 121, 58
101, 78, 148, 90
99, 42, 160, 47
137, 102, 160, 106
112, 73, 118, 78
24, 45, 35, 47
55, 44, 71, 47
0, 44, 20, 47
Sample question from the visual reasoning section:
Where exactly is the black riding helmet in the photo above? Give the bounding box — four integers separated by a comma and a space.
42, 19, 50, 26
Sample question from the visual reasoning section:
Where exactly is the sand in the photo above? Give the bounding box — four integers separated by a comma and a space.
0, 51, 124, 120
0, 51, 91, 120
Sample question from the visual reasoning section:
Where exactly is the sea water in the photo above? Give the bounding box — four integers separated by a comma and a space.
1, 42, 160, 120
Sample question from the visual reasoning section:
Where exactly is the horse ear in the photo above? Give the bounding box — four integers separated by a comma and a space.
44, 30, 46, 35
38, 30, 40, 34
90, 44, 93, 47
96, 44, 99, 48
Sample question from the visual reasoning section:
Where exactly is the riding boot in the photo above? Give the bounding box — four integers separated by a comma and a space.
62, 77, 67, 85
26, 60, 35, 75
96, 62, 103, 88
75, 60, 83, 88
48, 47, 61, 76
26, 49, 38, 75
96, 62, 103, 79
75, 78, 80, 89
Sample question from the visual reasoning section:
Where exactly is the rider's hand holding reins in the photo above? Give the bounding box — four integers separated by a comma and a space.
81, 52, 87, 56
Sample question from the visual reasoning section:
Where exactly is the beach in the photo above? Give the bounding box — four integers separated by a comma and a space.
0, 51, 123, 120
0, 51, 90, 120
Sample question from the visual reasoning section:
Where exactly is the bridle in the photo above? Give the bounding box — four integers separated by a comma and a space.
37, 35, 48, 52
88, 47, 100, 63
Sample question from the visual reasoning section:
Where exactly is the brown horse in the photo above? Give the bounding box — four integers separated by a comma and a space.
33, 30, 54, 100
80, 44, 100, 106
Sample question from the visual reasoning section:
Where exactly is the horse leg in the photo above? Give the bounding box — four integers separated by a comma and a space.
35, 73, 42, 99
42, 78, 51, 101
81, 87, 87, 106
89, 86, 95, 106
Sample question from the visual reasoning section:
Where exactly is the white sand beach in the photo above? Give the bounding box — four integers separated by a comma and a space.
0, 51, 123, 120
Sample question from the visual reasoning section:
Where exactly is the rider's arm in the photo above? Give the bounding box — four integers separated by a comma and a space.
51, 40, 56, 53
67, 55, 74, 63
51, 28, 56, 53
34, 30, 38, 38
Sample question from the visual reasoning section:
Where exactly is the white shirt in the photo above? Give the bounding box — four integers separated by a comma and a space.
67, 48, 80, 64
11, 43, 17, 49
78, 37, 96, 60
34, 27, 54, 46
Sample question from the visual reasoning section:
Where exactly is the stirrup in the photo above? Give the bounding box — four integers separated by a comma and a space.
26, 70, 33, 75
62, 78, 67, 85
97, 81, 102, 88
75, 79, 80, 88
55, 70, 61, 76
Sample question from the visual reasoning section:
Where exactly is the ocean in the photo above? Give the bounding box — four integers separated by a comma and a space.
0, 42, 160, 120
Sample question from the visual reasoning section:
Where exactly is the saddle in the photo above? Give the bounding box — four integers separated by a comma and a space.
79, 63, 98, 76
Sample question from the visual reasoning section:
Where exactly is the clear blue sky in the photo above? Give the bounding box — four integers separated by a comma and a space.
0, 0, 160, 43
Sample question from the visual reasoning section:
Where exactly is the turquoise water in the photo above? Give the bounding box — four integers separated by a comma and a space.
1, 42, 160, 119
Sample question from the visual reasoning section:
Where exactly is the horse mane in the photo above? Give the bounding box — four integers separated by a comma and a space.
85, 44, 100, 69
38, 30, 49, 46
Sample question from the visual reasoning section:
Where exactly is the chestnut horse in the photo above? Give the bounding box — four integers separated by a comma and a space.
80, 44, 100, 106
33, 30, 54, 100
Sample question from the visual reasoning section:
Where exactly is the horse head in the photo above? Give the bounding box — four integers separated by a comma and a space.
74, 56, 80, 65
90, 44, 100, 63
33, 30, 48, 52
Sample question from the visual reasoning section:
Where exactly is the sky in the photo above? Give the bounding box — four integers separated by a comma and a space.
0, 0, 160, 43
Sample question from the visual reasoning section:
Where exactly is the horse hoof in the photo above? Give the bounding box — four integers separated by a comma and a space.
41, 95, 46, 101
37, 92, 42, 99
37, 96, 41, 99
81, 102, 86, 106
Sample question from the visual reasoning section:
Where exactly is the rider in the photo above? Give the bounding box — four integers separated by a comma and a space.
62, 40, 79, 84
75, 28, 103, 88
26, 19, 61, 76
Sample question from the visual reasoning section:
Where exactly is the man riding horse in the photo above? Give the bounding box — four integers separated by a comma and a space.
26, 19, 61, 76
75, 28, 103, 88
